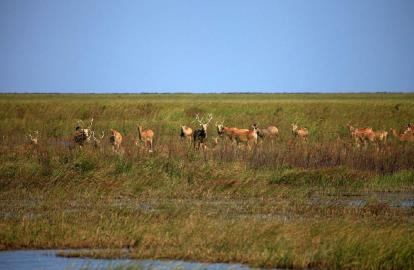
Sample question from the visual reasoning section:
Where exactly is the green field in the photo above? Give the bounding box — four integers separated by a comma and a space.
1, 93, 414, 269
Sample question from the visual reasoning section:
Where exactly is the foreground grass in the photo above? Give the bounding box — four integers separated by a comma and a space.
1, 93, 414, 269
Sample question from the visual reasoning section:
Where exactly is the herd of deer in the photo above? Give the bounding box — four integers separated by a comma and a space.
346, 123, 414, 147
25, 115, 414, 152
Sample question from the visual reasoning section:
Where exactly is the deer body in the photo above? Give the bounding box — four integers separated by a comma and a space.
292, 123, 309, 141
391, 128, 414, 142
110, 129, 123, 151
137, 126, 154, 152
404, 123, 414, 134
216, 124, 239, 141
180, 126, 193, 141
233, 127, 258, 147
73, 118, 94, 147
347, 124, 375, 146
193, 114, 213, 150
257, 125, 278, 139
27, 131, 39, 145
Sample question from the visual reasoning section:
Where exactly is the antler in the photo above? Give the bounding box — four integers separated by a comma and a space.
88, 118, 94, 129
195, 114, 204, 125
76, 119, 84, 128
100, 131, 105, 139
206, 113, 213, 125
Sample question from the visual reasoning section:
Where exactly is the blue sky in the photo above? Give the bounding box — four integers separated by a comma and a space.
1, 0, 414, 93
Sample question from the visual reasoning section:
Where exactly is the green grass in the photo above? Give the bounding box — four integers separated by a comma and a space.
1, 93, 414, 269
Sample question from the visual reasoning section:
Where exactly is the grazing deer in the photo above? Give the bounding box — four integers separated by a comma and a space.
27, 130, 39, 145
232, 125, 258, 149
180, 125, 193, 141
346, 123, 375, 147
73, 118, 94, 147
110, 129, 123, 152
390, 128, 414, 142
253, 124, 278, 142
291, 123, 309, 141
137, 125, 154, 152
193, 113, 213, 150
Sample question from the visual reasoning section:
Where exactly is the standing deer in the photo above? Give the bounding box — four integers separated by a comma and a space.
291, 123, 309, 142
180, 125, 193, 141
390, 128, 414, 142
232, 125, 258, 149
253, 124, 278, 142
193, 113, 213, 150
110, 129, 123, 152
74, 118, 94, 147
216, 122, 239, 142
137, 125, 154, 152
346, 123, 375, 147
27, 130, 39, 145
404, 123, 414, 134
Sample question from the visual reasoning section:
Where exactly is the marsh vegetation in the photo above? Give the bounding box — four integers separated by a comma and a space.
1, 93, 414, 269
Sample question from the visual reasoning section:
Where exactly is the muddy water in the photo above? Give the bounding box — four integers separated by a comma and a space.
0, 250, 270, 270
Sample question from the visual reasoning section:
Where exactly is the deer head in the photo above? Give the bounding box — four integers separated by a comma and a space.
215, 119, 225, 134
27, 130, 39, 145
196, 113, 213, 131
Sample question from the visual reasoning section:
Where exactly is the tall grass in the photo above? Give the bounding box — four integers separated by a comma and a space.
1, 93, 414, 269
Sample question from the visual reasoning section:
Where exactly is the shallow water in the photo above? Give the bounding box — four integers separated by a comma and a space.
0, 250, 268, 270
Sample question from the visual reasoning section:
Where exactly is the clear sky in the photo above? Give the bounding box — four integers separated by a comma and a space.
1, 0, 414, 93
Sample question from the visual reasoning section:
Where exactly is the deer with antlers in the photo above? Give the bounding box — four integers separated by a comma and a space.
193, 113, 213, 150
136, 125, 155, 152
110, 129, 123, 152
74, 118, 94, 147
346, 123, 375, 147
27, 130, 39, 145
291, 123, 309, 142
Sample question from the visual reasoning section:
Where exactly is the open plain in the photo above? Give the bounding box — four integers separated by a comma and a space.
1, 93, 414, 269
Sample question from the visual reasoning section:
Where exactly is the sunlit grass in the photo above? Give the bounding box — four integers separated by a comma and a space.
1, 93, 414, 269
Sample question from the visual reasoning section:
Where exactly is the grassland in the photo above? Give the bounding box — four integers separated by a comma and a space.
1, 93, 414, 269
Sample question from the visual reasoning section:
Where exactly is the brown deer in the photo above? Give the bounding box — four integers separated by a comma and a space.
390, 128, 414, 142
291, 123, 309, 141
346, 123, 375, 147
137, 125, 154, 152
110, 129, 123, 152
180, 125, 193, 141
232, 125, 258, 149
404, 123, 414, 134
27, 130, 39, 145
253, 124, 278, 143
216, 122, 240, 142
